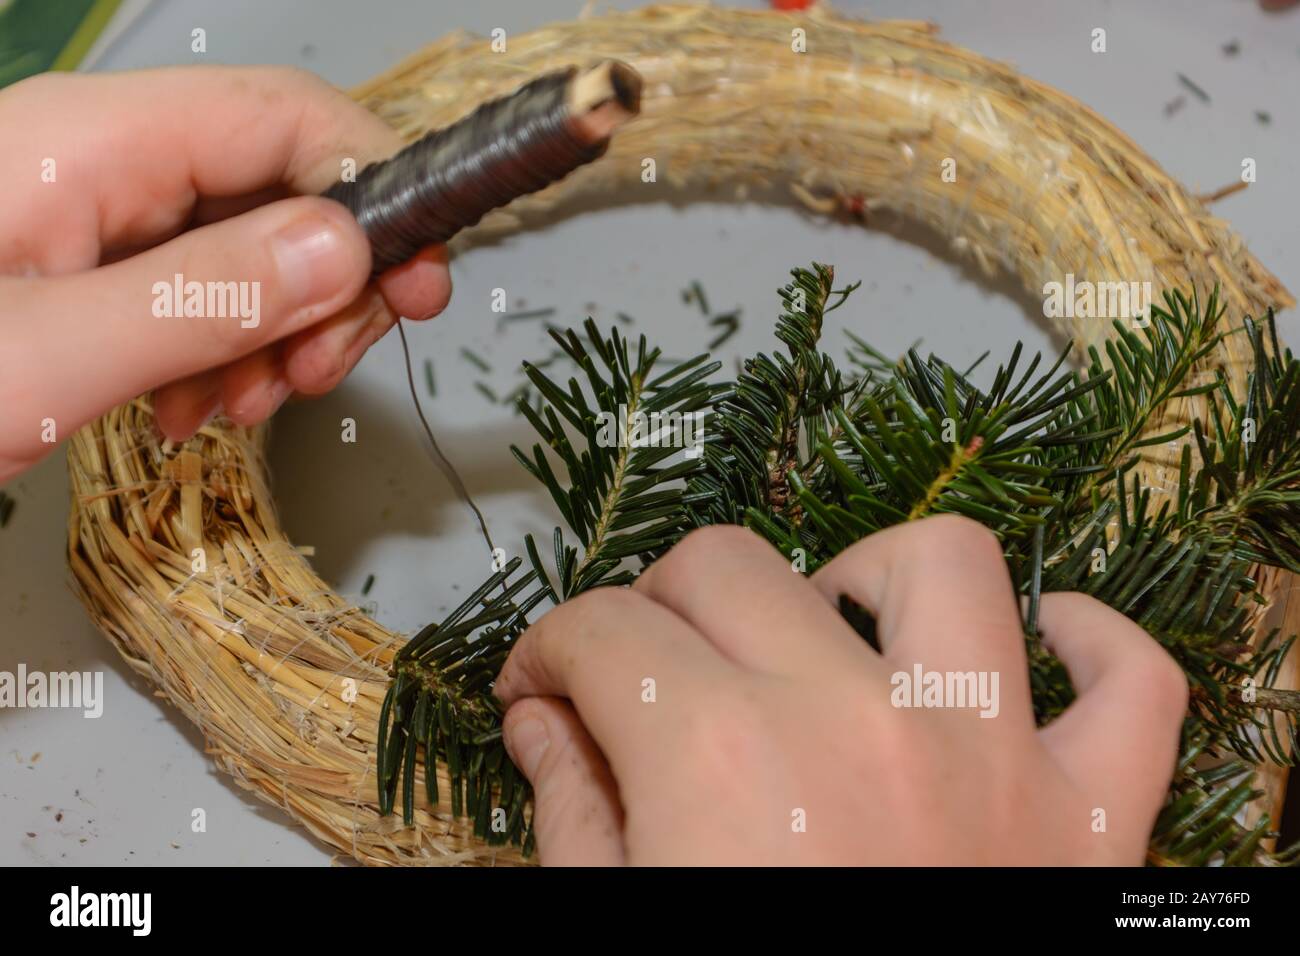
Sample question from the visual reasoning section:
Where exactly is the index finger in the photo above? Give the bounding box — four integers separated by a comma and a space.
0, 66, 402, 270
495, 587, 733, 788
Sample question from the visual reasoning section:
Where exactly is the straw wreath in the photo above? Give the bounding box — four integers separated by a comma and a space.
66, 3, 1295, 865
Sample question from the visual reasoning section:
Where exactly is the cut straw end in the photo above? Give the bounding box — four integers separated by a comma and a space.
567, 60, 643, 144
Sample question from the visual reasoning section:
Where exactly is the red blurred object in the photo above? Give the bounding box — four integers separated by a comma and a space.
771, 0, 816, 10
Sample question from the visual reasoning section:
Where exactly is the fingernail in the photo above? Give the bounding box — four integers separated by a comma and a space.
271, 215, 356, 311
504, 715, 550, 780
197, 398, 224, 431
179, 397, 221, 441
265, 379, 293, 418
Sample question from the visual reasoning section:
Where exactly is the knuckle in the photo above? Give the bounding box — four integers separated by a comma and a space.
912, 513, 1003, 562
1041, 590, 1106, 628
871, 696, 927, 761
643, 524, 774, 595
1134, 644, 1189, 716
669, 524, 762, 569
680, 688, 765, 784
553, 585, 640, 636
261, 64, 326, 93
290, 346, 347, 396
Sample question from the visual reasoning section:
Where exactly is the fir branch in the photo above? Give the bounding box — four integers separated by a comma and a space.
764, 264, 836, 517
1200, 684, 1300, 715
379, 264, 1300, 866
1057, 286, 1228, 510
377, 318, 723, 834
907, 434, 985, 520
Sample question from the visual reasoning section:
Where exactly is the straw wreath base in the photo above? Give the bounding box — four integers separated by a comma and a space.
68, 4, 1296, 865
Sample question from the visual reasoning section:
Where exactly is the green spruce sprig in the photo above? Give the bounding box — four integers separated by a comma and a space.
376, 318, 722, 846
378, 264, 1299, 864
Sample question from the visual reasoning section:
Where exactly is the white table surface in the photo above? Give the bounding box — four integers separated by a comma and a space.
2, 0, 1297, 865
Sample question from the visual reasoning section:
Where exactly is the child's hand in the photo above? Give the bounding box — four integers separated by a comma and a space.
496, 516, 1188, 865
0, 67, 450, 482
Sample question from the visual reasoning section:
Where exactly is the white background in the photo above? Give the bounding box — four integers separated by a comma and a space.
2, 0, 1297, 864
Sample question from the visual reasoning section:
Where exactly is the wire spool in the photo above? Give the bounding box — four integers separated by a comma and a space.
67, 4, 1295, 866
324, 61, 641, 272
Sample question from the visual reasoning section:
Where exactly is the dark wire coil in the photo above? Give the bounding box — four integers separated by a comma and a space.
324, 67, 606, 273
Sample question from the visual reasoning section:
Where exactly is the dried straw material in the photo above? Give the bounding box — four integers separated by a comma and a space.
68, 4, 1296, 865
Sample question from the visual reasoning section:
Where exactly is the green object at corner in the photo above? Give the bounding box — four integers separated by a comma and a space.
0, 0, 123, 89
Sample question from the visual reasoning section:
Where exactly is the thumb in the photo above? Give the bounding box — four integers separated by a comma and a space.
503, 697, 625, 866
3, 196, 368, 470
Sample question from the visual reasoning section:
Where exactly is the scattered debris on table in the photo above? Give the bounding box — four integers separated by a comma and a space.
501, 307, 556, 322
684, 279, 710, 315
1176, 72, 1211, 104
427, 281, 750, 416
496, 306, 557, 333
708, 311, 741, 349
459, 347, 492, 373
